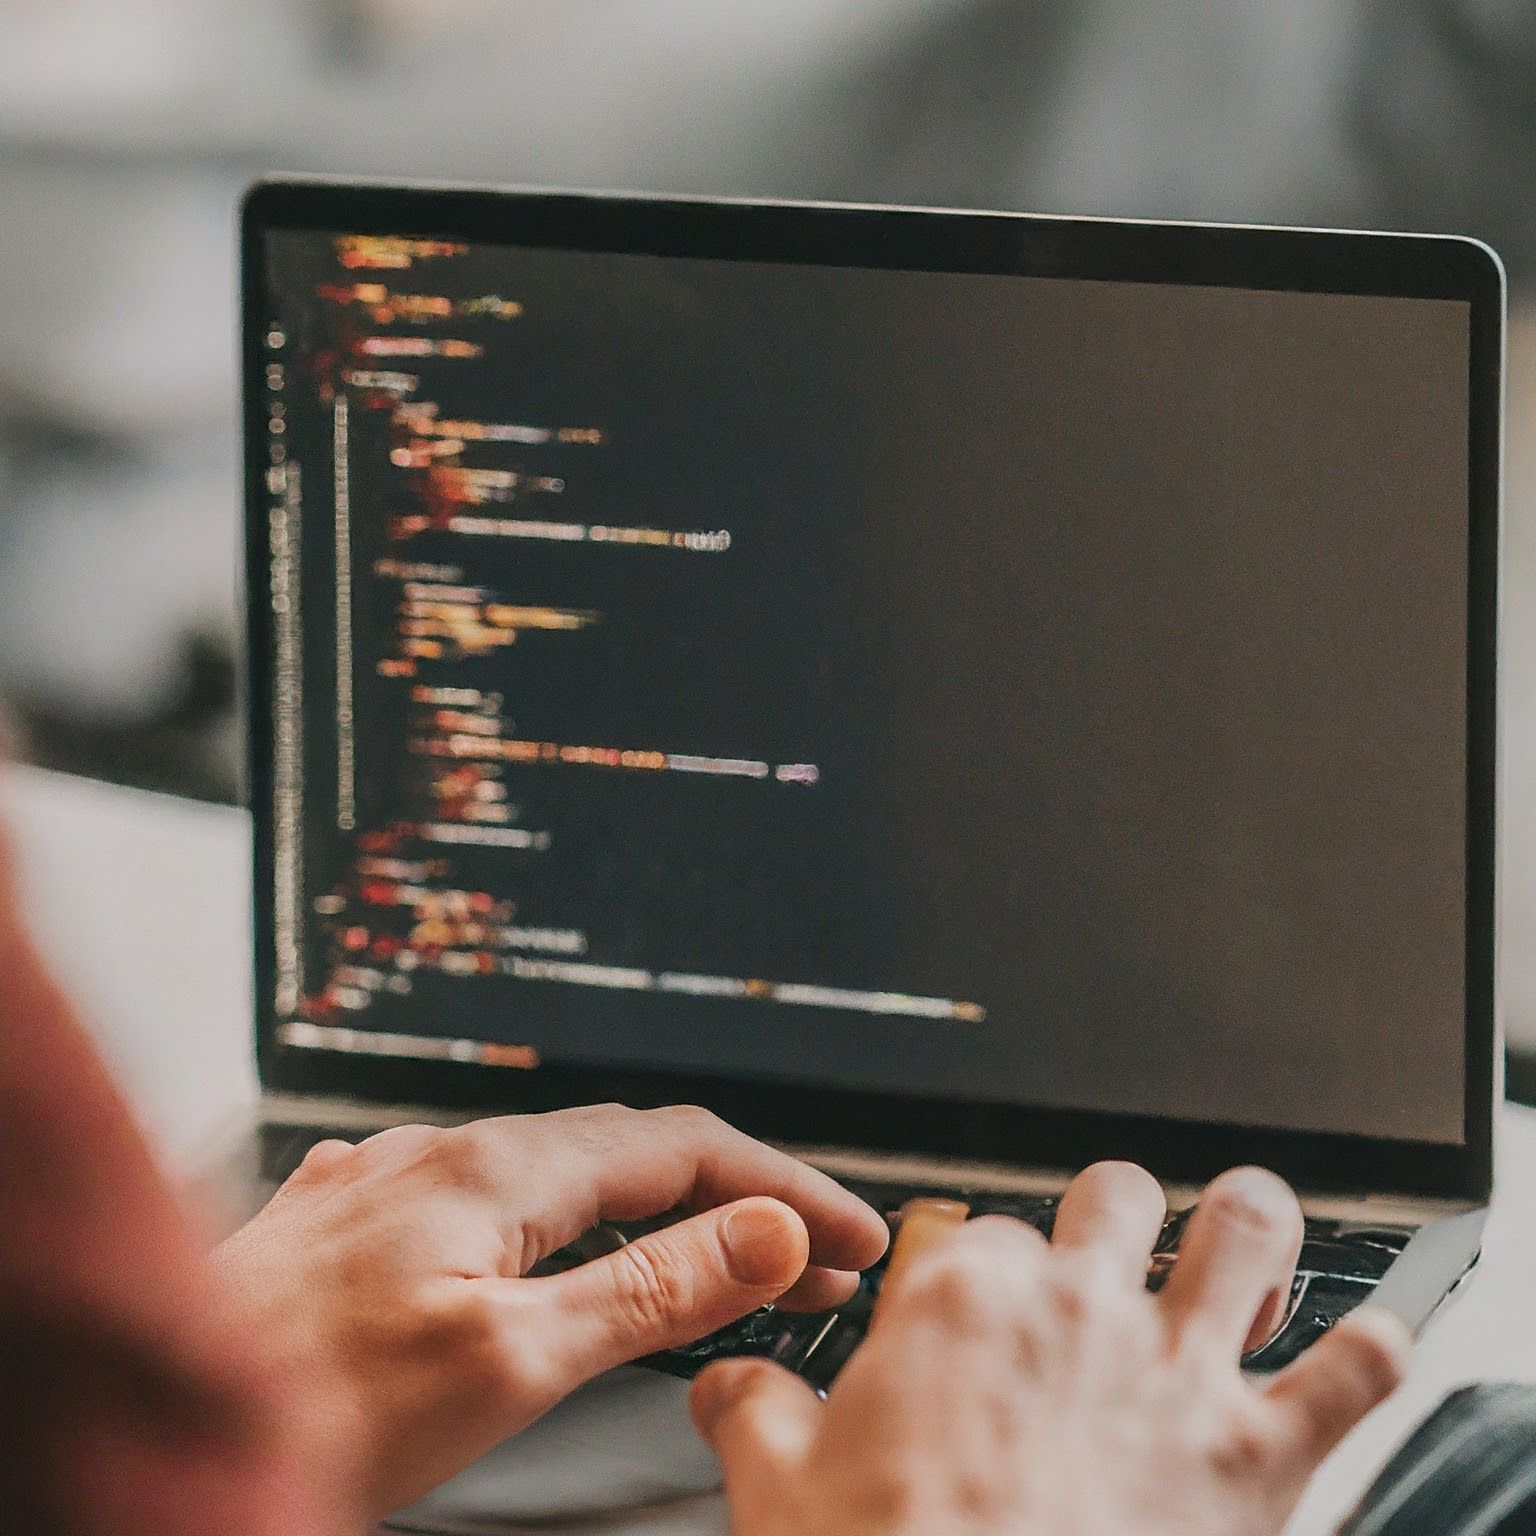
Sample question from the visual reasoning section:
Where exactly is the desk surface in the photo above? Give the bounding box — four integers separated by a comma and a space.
3, 762, 1532, 1535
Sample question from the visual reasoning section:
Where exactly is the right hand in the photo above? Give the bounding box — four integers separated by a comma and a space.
692, 1161, 1408, 1536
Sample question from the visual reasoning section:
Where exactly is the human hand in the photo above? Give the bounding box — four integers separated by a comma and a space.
214, 1104, 887, 1523
692, 1162, 1408, 1536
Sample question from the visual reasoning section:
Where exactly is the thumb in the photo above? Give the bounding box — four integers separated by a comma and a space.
692, 1358, 821, 1528
530, 1196, 811, 1390
1266, 1306, 1409, 1462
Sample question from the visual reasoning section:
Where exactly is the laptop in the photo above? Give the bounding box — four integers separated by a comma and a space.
234, 177, 1501, 1520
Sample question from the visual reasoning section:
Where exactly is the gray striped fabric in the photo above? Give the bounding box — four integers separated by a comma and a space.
1340, 1385, 1536, 1536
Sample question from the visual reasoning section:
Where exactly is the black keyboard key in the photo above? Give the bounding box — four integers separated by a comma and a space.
591, 1174, 1413, 1390
965, 1192, 1059, 1236
1243, 1272, 1378, 1372
1296, 1237, 1402, 1283
800, 1310, 872, 1393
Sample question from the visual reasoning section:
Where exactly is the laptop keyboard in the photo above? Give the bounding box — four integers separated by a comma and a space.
644, 1177, 1411, 1383
256, 1127, 1411, 1384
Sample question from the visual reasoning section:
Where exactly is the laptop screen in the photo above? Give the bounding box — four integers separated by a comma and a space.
255, 210, 1479, 1153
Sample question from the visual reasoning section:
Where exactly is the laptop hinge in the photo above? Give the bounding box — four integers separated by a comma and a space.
785, 1142, 1479, 1227
256, 1096, 1481, 1227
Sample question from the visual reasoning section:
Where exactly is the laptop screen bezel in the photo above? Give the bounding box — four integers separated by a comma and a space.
241, 177, 1501, 1202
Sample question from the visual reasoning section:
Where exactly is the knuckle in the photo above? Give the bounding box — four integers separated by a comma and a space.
1330, 1313, 1409, 1400
1179, 1324, 1245, 1385
436, 1289, 541, 1400
845, 1467, 922, 1529
654, 1103, 724, 1137
556, 1102, 641, 1154
899, 1244, 1003, 1330
951, 1469, 1008, 1522
611, 1241, 692, 1335
1045, 1271, 1092, 1327
357, 1122, 439, 1160
1049, 1287, 1090, 1332
1212, 1415, 1282, 1481
485, 1323, 553, 1405
383, 1281, 461, 1348
572, 1100, 633, 1126
296, 1137, 355, 1176
422, 1126, 496, 1185
1117, 1294, 1164, 1360
1049, 1252, 1121, 1322
457, 1116, 513, 1156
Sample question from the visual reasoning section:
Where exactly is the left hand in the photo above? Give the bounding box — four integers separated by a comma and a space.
214, 1104, 888, 1523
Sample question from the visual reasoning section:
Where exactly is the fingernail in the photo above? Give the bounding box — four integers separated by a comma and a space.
723, 1201, 797, 1287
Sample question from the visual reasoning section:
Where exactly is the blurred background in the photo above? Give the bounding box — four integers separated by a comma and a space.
2, 0, 1535, 1048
